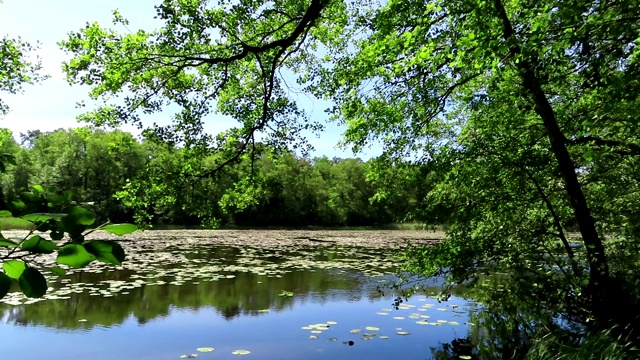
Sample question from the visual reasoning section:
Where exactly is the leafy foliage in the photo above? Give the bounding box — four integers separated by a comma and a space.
0, 149, 137, 299
51, 0, 640, 351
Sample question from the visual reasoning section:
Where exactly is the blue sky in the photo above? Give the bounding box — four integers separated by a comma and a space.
0, 0, 380, 159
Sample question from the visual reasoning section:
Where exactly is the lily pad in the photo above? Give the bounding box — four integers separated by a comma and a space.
232, 350, 251, 355
196, 347, 214, 353
365, 326, 379, 331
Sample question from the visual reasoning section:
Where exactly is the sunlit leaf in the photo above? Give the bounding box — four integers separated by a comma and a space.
21, 235, 57, 254
57, 244, 96, 268
50, 266, 66, 276
84, 240, 125, 265
3, 259, 26, 279
21, 213, 66, 222
101, 223, 138, 236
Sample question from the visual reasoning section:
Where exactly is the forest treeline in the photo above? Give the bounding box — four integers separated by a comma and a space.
0, 127, 424, 228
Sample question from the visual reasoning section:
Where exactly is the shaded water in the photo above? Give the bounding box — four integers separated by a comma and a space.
0, 241, 475, 359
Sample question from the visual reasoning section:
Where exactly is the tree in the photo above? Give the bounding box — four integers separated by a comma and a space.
0, 36, 137, 301
0, 36, 47, 118
320, 0, 640, 328
60, 0, 640, 334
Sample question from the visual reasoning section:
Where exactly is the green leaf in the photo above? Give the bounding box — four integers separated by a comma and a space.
64, 207, 95, 226
50, 266, 66, 277
21, 213, 66, 222
18, 267, 47, 298
1, 153, 16, 166
31, 184, 45, 194
0, 210, 12, 217
0, 272, 11, 299
21, 235, 57, 254
0, 235, 18, 248
57, 244, 96, 268
101, 223, 137, 236
84, 240, 125, 265
3, 260, 27, 279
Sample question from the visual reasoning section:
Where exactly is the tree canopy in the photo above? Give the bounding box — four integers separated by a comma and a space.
32, 0, 640, 348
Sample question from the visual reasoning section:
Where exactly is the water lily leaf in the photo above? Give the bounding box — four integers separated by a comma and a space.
101, 223, 137, 236
350, 329, 362, 334
365, 326, 379, 331
396, 331, 411, 336
196, 347, 214, 352
232, 350, 251, 355
57, 244, 96, 268
18, 267, 47, 298
3, 259, 26, 279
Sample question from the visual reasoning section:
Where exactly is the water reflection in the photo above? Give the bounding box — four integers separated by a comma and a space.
0, 244, 475, 360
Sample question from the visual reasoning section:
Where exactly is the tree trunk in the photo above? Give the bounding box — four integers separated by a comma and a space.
492, 0, 609, 302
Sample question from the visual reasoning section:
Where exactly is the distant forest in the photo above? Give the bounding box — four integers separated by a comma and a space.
0, 127, 428, 228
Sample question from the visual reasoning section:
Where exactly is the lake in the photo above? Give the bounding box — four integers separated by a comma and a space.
0, 230, 476, 360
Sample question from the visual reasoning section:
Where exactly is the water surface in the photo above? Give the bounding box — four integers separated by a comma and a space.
0, 238, 474, 359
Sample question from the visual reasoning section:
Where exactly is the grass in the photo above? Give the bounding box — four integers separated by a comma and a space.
0, 217, 35, 230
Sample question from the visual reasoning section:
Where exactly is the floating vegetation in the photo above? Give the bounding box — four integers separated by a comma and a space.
0, 232, 474, 360
232, 350, 251, 355
362, 333, 377, 340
